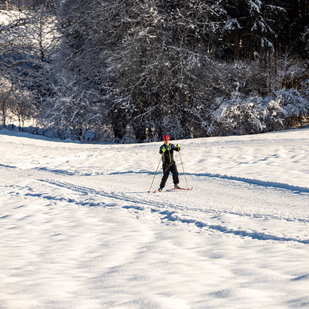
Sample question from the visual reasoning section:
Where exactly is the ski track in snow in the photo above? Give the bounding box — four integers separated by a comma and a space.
1, 161, 309, 194
2, 175, 308, 246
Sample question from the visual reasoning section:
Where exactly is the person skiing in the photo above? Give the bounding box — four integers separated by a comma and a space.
158, 134, 180, 192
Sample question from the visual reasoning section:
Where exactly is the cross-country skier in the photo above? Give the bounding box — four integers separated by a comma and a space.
158, 135, 180, 192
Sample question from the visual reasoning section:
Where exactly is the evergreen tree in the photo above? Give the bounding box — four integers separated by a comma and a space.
222, 0, 284, 60
275, 0, 309, 58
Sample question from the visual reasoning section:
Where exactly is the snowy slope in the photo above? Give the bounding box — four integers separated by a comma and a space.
0, 128, 309, 309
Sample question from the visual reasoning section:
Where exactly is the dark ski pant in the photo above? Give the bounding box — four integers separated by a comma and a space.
160, 162, 179, 189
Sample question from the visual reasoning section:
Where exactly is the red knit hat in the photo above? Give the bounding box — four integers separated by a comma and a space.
163, 134, 170, 141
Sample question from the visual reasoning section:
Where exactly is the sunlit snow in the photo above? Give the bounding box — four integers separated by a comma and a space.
0, 128, 309, 308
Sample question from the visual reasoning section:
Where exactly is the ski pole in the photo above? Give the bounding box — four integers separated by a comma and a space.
148, 152, 164, 193
179, 149, 189, 189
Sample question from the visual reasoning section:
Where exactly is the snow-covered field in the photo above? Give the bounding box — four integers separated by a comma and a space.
0, 128, 309, 309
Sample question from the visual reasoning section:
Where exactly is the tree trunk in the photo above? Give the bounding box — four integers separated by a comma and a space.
234, 27, 240, 60
1, 99, 6, 128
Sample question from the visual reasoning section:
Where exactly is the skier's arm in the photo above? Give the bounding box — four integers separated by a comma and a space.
171, 144, 180, 151
159, 146, 166, 154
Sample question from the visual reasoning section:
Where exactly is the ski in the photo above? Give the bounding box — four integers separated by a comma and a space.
166, 187, 193, 192
153, 187, 193, 193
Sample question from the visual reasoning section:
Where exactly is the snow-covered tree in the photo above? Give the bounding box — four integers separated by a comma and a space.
222, 0, 284, 60
99, 0, 225, 140
3, 0, 307, 140
0, 4, 60, 128
40, 70, 102, 140
0, 79, 14, 128
209, 88, 309, 136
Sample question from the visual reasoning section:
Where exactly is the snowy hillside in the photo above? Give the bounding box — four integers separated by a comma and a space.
0, 128, 309, 309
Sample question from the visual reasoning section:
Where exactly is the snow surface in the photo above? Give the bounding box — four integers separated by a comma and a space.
0, 128, 309, 309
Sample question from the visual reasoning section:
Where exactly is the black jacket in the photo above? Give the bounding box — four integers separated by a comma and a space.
159, 143, 180, 165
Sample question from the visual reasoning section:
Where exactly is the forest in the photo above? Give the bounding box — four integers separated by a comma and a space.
0, 0, 308, 142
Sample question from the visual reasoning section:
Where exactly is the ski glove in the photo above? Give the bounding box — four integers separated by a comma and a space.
162, 147, 166, 153
177, 144, 180, 150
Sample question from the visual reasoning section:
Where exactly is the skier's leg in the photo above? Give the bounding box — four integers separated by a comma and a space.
159, 164, 170, 189
171, 163, 179, 185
